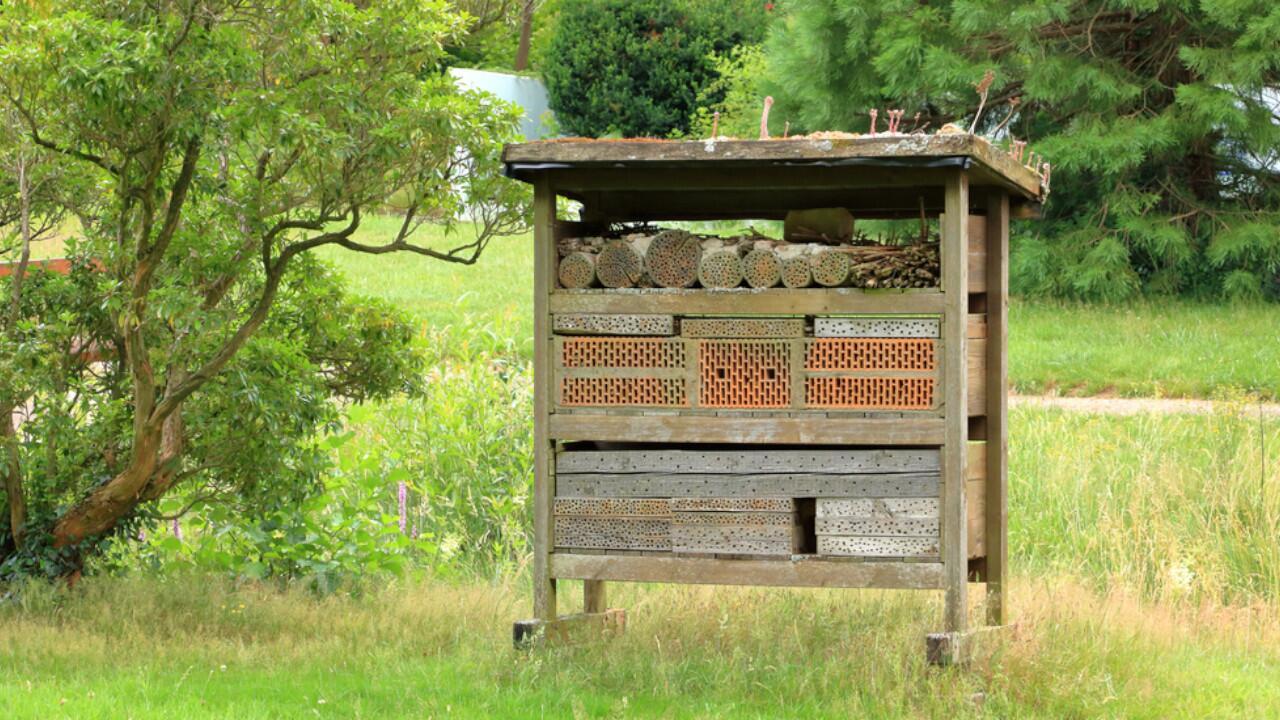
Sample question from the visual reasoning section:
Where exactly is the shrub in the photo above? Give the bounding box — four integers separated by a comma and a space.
542, 0, 767, 137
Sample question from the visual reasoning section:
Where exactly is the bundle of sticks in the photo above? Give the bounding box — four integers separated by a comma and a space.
557, 230, 939, 290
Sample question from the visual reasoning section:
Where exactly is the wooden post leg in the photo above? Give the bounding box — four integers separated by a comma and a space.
942, 171, 970, 637
984, 190, 1010, 626
583, 580, 607, 614
532, 177, 557, 624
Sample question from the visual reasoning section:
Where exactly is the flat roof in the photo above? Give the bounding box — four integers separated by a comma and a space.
503, 133, 1045, 201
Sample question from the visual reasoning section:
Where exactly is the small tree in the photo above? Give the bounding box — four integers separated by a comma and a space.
542, 0, 767, 137
0, 0, 528, 577
766, 0, 1280, 300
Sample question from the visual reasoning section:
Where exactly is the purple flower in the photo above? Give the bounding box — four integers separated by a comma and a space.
137, 529, 146, 542
397, 481, 408, 535
172, 518, 182, 541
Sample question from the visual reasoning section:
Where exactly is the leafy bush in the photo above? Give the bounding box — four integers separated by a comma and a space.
542, 0, 767, 137
687, 45, 768, 139
134, 359, 533, 589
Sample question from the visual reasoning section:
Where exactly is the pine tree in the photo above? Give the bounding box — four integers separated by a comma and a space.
765, 0, 1280, 300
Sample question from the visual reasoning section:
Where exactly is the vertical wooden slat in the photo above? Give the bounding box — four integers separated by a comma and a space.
533, 178, 557, 622
942, 172, 970, 634
984, 190, 1010, 625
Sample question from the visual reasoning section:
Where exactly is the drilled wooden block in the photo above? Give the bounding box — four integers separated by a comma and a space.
554, 516, 672, 551
814, 317, 940, 339
681, 318, 804, 339
670, 497, 797, 513
672, 524, 802, 556
817, 535, 939, 558
815, 517, 939, 537
553, 498, 672, 517
672, 511, 796, 527
816, 498, 939, 519
554, 314, 676, 336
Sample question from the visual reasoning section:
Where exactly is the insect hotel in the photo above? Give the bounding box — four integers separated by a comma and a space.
504, 132, 1046, 661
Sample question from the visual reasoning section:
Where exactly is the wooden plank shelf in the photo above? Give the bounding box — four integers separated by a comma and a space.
550, 288, 944, 316
550, 553, 945, 589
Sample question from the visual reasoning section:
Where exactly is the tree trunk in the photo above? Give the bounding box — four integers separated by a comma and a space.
514, 0, 536, 71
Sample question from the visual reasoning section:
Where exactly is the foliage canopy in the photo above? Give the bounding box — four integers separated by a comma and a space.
766, 0, 1280, 300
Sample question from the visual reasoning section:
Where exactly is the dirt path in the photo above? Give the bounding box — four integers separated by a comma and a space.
1010, 394, 1280, 417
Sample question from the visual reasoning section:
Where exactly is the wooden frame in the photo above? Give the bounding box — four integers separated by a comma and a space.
507, 137, 1033, 657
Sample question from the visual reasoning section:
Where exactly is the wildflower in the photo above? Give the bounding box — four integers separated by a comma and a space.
1170, 562, 1195, 593
397, 481, 408, 535
171, 518, 182, 541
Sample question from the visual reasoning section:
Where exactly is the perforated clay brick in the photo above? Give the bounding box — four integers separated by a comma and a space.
698, 340, 791, 408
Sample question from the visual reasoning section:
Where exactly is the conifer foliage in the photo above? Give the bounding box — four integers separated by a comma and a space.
766, 1, 1280, 300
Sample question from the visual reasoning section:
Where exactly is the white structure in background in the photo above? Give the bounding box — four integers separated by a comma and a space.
449, 68, 555, 140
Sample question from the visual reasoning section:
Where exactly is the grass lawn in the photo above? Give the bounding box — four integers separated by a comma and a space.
318, 216, 1280, 400
2, 574, 1277, 719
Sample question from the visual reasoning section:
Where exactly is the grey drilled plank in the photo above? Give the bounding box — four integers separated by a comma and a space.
671, 511, 796, 527
670, 497, 796, 513
555, 473, 940, 498
555, 448, 939, 475
814, 317, 940, 338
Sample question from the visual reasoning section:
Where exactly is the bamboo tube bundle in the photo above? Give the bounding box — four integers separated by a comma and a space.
645, 229, 702, 289
741, 247, 782, 288
697, 239, 748, 288
558, 251, 597, 289
595, 236, 650, 288
810, 247, 851, 287
777, 244, 813, 288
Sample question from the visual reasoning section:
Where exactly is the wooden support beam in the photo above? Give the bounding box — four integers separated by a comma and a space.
514, 608, 627, 649
942, 171, 970, 635
551, 553, 945, 589
548, 414, 945, 445
984, 190, 1010, 625
532, 177, 557, 622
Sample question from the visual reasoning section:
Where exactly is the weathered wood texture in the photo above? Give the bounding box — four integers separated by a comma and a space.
558, 449, 939, 474
504, 135, 1044, 199
550, 288, 944, 316
514, 608, 626, 649
984, 190, 1011, 625
548, 414, 944, 444
532, 178, 557, 621
942, 171, 970, 634
557, 473, 940, 499
550, 553, 946, 589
